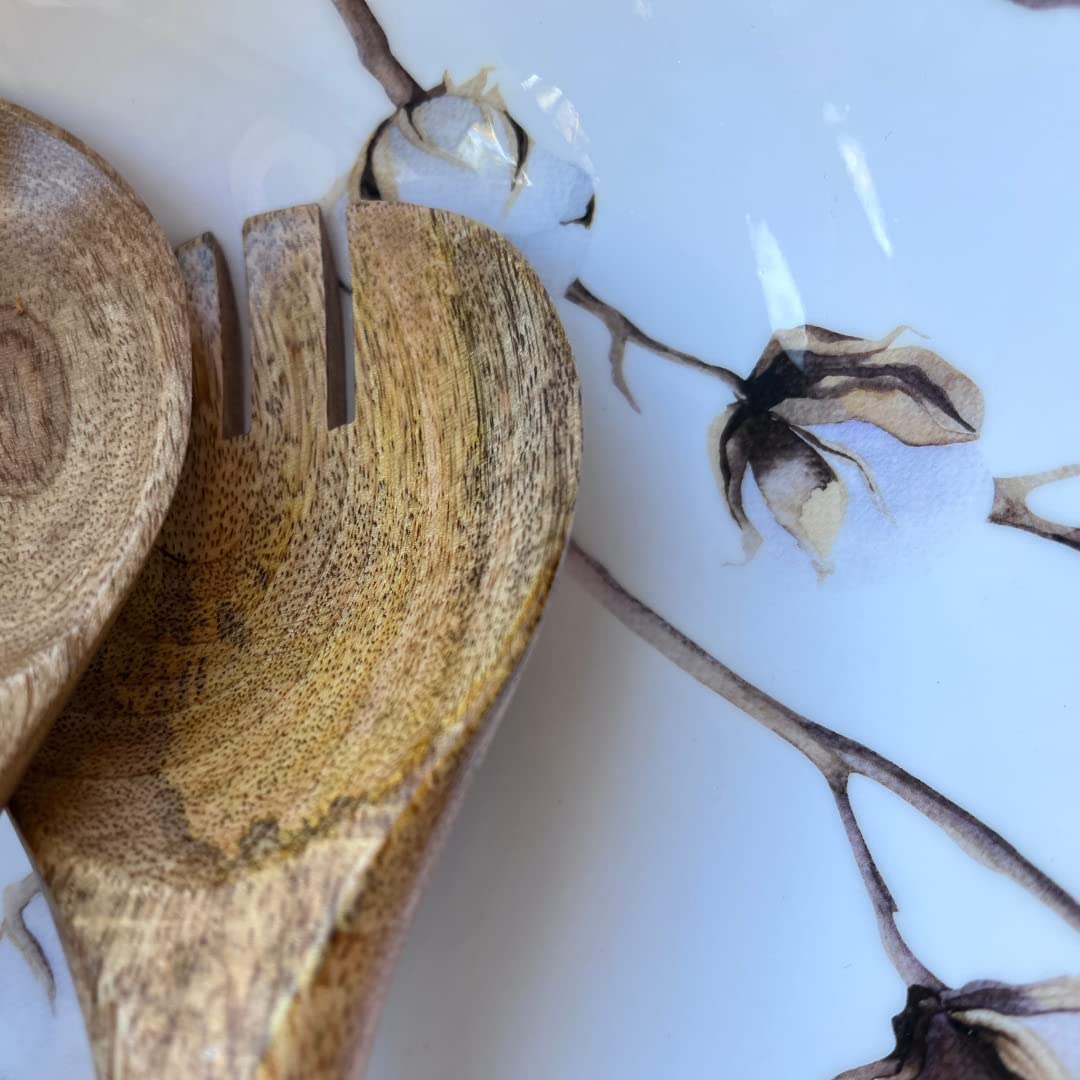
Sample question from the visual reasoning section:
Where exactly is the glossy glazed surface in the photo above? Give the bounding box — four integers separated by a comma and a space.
3, 0, 1080, 1076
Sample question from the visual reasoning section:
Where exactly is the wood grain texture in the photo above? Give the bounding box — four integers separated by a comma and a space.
0, 99, 191, 800
13, 200, 581, 1077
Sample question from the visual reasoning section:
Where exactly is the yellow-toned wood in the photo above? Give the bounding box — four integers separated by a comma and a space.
0, 100, 191, 800
14, 200, 581, 1078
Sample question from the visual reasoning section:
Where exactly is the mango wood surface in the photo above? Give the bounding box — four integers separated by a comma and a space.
13, 200, 581, 1078
0, 100, 191, 800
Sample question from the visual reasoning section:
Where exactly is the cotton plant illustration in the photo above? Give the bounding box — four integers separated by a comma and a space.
329, 3, 1080, 1077
567, 279, 1080, 572
356, 70, 594, 236
564, 281, 1080, 1070
331, 0, 594, 294
568, 543, 1080, 1080
717, 324, 982, 569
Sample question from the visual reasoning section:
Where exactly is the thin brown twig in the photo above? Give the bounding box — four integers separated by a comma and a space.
565, 279, 747, 412
566, 541, 1080, 982
331, 0, 425, 107
1, 872, 55, 1007
830, 780, 943, 989
989, 466, 1080, 552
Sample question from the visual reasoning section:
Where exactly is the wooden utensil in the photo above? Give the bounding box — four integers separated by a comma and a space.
14, 200, 581, 1077
0, 101, 190, 799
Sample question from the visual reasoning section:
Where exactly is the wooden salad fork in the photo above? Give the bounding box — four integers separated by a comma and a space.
13, 200, 581, 1077
0, 100, 190, 799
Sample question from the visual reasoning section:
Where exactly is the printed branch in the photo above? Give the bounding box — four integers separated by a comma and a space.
1, 872, 55, 1006
831, 781, 942, 989
565, 279, 747, 412
989, 466, 1080, 552
566, 541, 1080, 983
331, 0, 425, 107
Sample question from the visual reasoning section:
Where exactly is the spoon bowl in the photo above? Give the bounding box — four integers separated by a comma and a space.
0, 100, 190, 797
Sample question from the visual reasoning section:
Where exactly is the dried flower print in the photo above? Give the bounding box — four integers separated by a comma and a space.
839, 979, 1080, 1080
568, 277, 985, 573
718, 325, 983, 572
360, 71, 527, 202
333, 1, 594, 249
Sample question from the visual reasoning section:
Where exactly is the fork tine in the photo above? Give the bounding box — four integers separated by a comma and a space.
320, 214, 350, 430
242, 204, 346, 435
176, 233, 247, 439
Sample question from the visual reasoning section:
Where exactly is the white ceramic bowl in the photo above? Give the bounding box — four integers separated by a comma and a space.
3, 1, 1080, 1076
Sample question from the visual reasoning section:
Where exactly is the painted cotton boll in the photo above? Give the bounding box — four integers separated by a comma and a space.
705, 325, 993, 582
564, 282, 998, 584
358, 74, 595, 295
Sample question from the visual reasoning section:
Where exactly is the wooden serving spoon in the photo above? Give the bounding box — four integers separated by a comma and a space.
14, 200, 581, 1077
0, 101, 190, 799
